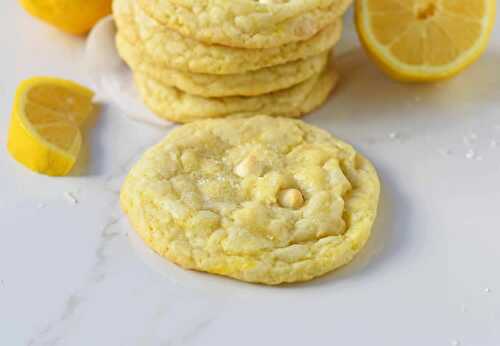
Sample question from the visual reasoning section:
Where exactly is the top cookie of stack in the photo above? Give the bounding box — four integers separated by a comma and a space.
113, 0, 352, 123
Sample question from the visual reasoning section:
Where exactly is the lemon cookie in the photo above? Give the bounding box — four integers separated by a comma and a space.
117, 33, 330, 97
138, 0, 353, 48
134, 62, 338, 123
112, 0, 141, 43
121, 116, 380, 285
113, 0, 342, 75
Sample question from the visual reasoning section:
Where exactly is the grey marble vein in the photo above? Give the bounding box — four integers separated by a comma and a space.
26, 216, 123, 346
160, 318, 214, 346
177, 319, 214, 346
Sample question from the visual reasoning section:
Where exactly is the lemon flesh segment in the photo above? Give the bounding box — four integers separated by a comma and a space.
7, 77, 94, 176
18, 0, 112, 35
356, 0, 497, 82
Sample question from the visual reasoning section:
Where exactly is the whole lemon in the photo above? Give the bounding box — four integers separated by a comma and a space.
19, 0, 112, 35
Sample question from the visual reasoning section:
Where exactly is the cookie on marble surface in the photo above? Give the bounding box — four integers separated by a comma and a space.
113, 0, 342, 75
121, 116, 380, 285
133, 61, 338, 123
117, 33, 330, 97
138, 0, 353, 48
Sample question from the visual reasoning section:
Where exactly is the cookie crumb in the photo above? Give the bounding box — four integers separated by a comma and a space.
464, 132, 479, 145
465, 149, 475, 159
388, 132, 400, 140
64, 192, 79, 205
438, 148, 452, 156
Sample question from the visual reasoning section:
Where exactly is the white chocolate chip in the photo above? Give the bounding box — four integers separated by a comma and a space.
465, 149, 475, 159
278, 189, 305, 209
234, 155, 262, 177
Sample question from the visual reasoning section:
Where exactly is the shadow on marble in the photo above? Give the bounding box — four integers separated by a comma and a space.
125, 160, 410, 297
308, 47, 500, 135
128, 225, 267, 298
282, 161, 412, 290
71, 102, 107, 177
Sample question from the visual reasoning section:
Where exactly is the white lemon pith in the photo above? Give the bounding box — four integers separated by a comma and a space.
356, 0, 496, 81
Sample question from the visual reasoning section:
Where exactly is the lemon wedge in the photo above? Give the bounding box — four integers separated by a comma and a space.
19, 0, 112, 35
356, 0, 496, 82
7, 77, 94, 176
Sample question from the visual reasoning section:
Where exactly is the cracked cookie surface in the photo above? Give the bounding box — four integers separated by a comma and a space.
117, 30, 330, 98
113, 0, 342, 75
121, 116, 380, 284
133, 61, 338, 123
138, 0, 352, 48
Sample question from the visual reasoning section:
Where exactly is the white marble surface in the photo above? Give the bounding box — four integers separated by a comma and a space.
1, 3, 500, 346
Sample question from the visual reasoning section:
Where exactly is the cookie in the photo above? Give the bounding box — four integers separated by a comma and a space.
117, 33, 330, 97
112, 0, 141, 43
113, 0, 342, 75
120, 116, 380, 285
134, 62, 338, 123
138, 0, 352, 48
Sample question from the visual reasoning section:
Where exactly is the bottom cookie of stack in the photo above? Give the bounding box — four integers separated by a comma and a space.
134, 61, 338, 123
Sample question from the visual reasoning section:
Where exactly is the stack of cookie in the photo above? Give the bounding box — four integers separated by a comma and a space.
113, 0, 352, 123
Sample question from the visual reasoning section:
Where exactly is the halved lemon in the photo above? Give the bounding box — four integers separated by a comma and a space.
356, 0, 497, 82
7, 77, 95, 176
